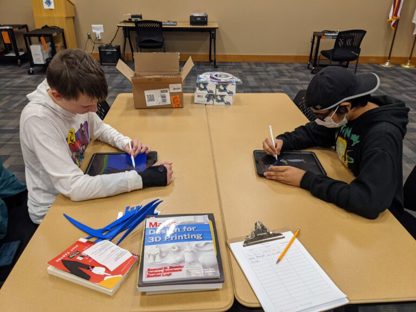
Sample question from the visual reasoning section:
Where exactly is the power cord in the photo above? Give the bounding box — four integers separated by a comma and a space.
83, 26, 120, 52
108, 27, 120, 46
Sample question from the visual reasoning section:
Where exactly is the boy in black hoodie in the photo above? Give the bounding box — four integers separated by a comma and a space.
263, 67, 416, 238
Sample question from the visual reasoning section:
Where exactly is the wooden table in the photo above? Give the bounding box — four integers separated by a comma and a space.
1, 93, 415, 311
117, 21, 219, 67
205, 93, 416, 307
0, 94, 233, 312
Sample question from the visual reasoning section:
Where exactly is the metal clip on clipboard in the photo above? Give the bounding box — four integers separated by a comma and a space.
243, 221, 284, 247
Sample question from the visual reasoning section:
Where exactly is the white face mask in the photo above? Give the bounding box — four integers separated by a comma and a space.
314, 106, 348, 128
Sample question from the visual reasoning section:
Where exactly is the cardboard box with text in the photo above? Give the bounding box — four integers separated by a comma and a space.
116, 53, 194, 109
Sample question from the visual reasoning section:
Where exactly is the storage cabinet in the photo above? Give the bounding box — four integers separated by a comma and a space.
24, 26, 67, 74
0, 24, 29, 66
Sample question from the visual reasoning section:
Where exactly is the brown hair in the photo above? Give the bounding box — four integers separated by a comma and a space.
46, 49, 108, 101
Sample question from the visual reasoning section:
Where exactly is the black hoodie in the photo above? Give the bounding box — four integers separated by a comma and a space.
277, 95, 409, 219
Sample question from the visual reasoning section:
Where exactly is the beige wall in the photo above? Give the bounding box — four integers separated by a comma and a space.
1, 0, 416, 59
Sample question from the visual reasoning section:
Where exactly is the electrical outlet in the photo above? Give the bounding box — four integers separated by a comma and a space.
91, 24, 104, 40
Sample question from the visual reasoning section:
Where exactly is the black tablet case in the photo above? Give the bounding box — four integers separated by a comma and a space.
85, 151, 158, 176
253, 150, 326, 177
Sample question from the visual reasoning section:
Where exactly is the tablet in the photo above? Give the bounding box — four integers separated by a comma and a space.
85, 151, 158, 176
253, 150, 326, 177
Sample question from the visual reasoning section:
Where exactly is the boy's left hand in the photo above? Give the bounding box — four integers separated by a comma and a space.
264, 165, 306, 187
125, 139, 149, 156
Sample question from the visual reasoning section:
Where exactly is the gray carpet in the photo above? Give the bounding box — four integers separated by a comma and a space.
0, 60, 415, 311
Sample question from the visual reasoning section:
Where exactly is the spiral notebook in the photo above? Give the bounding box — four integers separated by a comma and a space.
229, 228, 348, 312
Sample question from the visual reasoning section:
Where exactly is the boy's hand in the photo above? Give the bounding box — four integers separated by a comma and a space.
263, 138, 283, 157
264, 165, 305, 187
125, 139, 149, 156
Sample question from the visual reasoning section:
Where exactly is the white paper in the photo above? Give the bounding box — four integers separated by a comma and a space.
83, 240, 132, 272
229, 231, 348, 312
43, 0, 54, 9
169, 84, 182, 93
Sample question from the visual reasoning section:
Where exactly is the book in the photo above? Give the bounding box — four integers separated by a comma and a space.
229, 230, 348, 312
137, 213, 224, 294
47, 238, 138, 296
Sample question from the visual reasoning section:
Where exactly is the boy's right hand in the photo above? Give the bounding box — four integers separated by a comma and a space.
263, 138, 283, 158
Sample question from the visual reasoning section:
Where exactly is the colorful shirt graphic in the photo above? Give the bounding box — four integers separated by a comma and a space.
336, 125, 361, 168
67, 121, 90, 166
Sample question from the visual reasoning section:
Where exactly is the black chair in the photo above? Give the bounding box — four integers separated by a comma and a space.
292, 90, 316, 122
404, 165, 416, 211
134, 20, 165, 52
96, 100, 110, 120
318, 29, 366, 73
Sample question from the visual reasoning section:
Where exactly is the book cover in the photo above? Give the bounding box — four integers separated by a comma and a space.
47, 238, 138, 296
138, 213, 224, 294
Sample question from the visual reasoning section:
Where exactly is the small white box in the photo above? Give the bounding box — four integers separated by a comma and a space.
194, 72, 239, 105
30, 44, 51, 65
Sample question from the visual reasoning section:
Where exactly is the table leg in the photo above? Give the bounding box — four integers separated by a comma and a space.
209, 30, 212, 63
9, 29, 20, 65
213, 29, 217, 68
122, 27, 128, 59
312, 35, 322, 70
307, 34, 316, 69
127, 29, 134, 57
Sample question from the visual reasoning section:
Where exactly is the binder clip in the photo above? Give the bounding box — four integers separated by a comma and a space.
243, 221, 283, 247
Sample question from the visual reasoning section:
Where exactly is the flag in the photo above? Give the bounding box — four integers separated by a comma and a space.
413, 8, 416, 35
387, 0, 404, 29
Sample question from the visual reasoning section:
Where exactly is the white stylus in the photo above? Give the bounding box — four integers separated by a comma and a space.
268, 125, 278, 161
129, 141, 136, 168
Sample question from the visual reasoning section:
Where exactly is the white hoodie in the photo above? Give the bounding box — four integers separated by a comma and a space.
20, 80, 143, 224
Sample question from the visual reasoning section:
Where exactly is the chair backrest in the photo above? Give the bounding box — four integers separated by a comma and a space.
404, 165, 416, 211
96, 100, 110, 120
333, 29, 366, 54
134, 20, 164, 47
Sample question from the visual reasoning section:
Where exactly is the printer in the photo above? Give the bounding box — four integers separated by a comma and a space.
130, 14, 142, 22
190, 13, 208, 25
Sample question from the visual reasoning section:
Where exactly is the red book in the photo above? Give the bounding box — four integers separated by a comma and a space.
47, 238, 138, 296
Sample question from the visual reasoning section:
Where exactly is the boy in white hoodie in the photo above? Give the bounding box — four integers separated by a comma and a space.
20, 49, 173, 224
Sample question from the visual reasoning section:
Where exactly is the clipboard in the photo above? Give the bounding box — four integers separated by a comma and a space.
253, 150, 326, 177
85, 151, 158, 176
228, 222, 349, 312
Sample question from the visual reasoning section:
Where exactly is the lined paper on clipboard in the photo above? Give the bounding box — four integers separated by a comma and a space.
229, 231, 348, 312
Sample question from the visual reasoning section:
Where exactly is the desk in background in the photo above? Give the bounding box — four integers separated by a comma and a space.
205, 93, 416, 307
0, 94, 233, 312
307, 30, 338, 72
117, 21, 219, 67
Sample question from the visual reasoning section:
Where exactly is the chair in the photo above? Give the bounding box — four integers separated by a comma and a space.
96, 100, 110, 120
134, 20, 165, 52
318, 29, 366, 73
292, 90, 316, 121
404, 165, 416, 211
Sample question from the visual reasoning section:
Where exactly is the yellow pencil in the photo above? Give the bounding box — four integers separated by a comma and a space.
276, 229, 300, 264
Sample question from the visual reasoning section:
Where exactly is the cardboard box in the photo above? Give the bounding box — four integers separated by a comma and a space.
116, 53, 194, 109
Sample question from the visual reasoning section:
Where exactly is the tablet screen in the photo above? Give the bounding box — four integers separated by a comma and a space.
253, 150, 326, 177
85, 151, 157, 176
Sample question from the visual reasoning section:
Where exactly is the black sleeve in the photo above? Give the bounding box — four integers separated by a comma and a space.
138, 165, 167, 188
300, 129, 400, 219
277, 121, 337, 151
